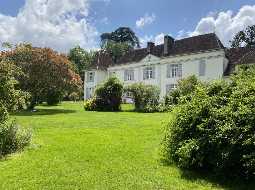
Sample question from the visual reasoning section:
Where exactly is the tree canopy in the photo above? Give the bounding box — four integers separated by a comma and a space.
100, 27, 140, 49
231, 25, 255, 48
0, 58, 31, 157
0, 58, 29, 114
68, 46, 95, 80
1, 44, 82, 109
103, 41, 131, 63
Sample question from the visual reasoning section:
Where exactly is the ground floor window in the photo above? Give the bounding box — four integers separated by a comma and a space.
166, 84, 177, 93
86, 87, 95, 99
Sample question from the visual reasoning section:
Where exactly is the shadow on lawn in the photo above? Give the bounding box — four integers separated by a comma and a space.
160, 158, 254, 190
13, 108, 76, 116
179, 168, 255, 190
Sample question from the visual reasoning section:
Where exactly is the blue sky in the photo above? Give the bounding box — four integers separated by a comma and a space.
0, 0, 255, 52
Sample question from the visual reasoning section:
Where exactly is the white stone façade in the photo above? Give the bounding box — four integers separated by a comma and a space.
84, 49, 228, 100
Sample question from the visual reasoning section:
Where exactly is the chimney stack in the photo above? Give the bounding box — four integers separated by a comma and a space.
164, 35, 174, 55
147, 42, 155, 54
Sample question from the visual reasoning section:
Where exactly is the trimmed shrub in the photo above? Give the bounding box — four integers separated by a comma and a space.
84, 77, 123, 111
162, 67, 255, 179
125, 83, 160, 112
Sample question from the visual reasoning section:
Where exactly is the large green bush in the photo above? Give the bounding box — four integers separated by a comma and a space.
0, 59, 31, 157
125, 83, 160, 112
84, 77, 123, 111
163, 66, 255, 179
165, 75, 199, 107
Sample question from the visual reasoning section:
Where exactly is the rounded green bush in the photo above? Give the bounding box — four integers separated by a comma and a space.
85, 77, 123, 111
163, 66, 255, 180
125, 83, 160, 112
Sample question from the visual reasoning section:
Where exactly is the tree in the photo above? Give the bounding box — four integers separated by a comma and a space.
1, 44, 82, 109
0, 59, 29, 112
0, 59, 31, 157
103, 41, 131, 63
231, 25, 255, 48
68, 46, 95, 80
100, 27, 140, 49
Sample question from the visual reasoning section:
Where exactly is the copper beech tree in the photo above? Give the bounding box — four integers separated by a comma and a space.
1, 44, 82, 109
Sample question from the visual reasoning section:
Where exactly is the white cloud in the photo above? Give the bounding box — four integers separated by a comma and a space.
154, 33, 164, 45
190, 5, 255, 46
176, 30, 186, 39
0, 0, 100, 52
136, 13, 156, 29
139, 35, 154, 47
139, 33, 165, 47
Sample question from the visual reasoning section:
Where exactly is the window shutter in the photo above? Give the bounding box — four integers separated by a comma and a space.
178, 64, 182, 77
92, 72, 95, 82
143, 68, 146, 80
86, 88, 89, 99
131, 70, 134, 80
166, 85, 170, 93
170, 65, 174, 78
124, 70, 127, 81
199, 60, 206, 76
86, 73, 90, 82
152, 66, 156, 79
167, 65, 171, 78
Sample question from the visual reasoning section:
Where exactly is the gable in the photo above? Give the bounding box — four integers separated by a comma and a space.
140, 54, 161, 63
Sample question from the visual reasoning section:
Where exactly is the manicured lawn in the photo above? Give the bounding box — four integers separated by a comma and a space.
0, 102, 253, 189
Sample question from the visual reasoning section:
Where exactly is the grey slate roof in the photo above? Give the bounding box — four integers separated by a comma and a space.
91, 33, 224, 69
224, 47, 255, 76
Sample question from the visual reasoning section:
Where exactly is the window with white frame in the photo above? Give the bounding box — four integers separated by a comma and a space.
143, 66, 155, 80
124, 69, 134, 81
166, 84, 178, 93
167, 64, 182, 78
199, 60, 206, 76
86, 87, 95, 99
87, 72, 95, 82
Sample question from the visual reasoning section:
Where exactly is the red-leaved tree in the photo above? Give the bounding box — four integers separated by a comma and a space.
1, 44, 82, 109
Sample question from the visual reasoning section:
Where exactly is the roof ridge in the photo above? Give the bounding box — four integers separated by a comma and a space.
94, 33, 224, 68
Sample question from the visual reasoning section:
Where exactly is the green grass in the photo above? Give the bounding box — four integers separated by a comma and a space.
0, 102, 253, 190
